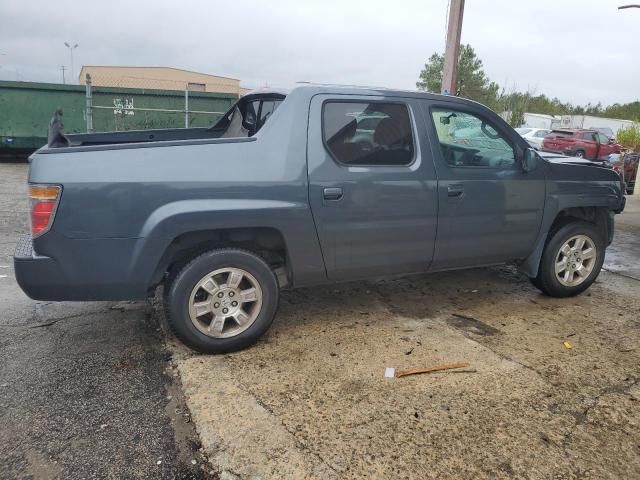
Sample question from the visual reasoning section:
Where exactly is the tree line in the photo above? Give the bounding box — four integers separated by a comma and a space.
417, 45, 640, 125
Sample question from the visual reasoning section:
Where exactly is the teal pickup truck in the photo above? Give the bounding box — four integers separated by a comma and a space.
15, 85, 626, 352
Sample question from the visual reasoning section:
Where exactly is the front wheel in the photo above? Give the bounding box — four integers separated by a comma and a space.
574, 149, 586, 159
165, 249, 279, 353
533, 221, 605, 297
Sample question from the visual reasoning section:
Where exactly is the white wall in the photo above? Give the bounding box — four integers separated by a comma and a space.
518, 113, 634, 135
522, 113, 556, 129
566, 115, 634, 134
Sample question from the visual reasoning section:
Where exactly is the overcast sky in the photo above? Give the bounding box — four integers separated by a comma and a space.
1, 0, 638, 106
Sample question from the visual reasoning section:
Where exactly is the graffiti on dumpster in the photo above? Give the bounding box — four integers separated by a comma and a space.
113, 98, 135, 116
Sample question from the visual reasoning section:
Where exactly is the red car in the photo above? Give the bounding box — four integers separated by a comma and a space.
542, 129, 622, 161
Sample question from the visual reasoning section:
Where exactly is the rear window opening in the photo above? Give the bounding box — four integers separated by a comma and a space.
215, 94, 285, 138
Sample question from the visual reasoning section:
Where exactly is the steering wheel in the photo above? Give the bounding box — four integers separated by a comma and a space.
481, 121, 501, 140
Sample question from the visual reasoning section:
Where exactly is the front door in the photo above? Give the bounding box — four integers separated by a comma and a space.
307, 94, 438, 281
596, 132, 615, 160
579, 132, 599, 159
422, 102, 545, 270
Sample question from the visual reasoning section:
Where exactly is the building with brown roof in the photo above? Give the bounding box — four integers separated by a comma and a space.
79, 66, 251, 96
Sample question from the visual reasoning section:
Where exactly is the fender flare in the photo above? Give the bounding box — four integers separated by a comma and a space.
519, 193, 615, 278
128, 199, 308, 285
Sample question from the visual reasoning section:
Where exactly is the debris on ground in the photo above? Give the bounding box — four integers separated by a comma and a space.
385, 362, 470, 378
563, 341, 573, 349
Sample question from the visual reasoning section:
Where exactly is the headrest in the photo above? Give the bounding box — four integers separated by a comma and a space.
327, 117, 357, 145
374, 117, 409, 146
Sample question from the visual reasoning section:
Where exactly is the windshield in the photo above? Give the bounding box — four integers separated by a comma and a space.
592, 127, 614, 136
515, 128, 532, 135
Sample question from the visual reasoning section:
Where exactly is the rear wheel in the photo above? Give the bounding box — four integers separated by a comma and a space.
165, 249, 279, 353
528, 276, 542, 290
574, 149, 586, 159
533, 221, 605, 297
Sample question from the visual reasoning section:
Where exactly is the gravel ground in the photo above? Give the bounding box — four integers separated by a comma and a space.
0, 162, 213, 480
1, 160, 638, 479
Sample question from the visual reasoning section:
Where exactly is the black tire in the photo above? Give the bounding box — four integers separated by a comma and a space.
528, 276, 542, 290
533, 221, 605, 298
165, 248, 279, 353
574, 149, 586, 159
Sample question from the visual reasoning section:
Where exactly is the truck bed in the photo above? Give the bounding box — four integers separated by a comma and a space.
64, 127, 224, 147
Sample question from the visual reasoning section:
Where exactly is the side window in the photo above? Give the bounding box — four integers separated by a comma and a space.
535, 130, 548, 138
323, 101, 414, 166
582, 132, 596, 141
597, 133, 609, 144
430, 109, 515, 168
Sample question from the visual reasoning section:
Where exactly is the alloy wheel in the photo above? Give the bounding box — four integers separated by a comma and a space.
188, 267, 263, 338
554, 235, 597, 287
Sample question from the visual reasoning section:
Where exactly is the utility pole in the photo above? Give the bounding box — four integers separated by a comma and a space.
441, 0, 465, 95
64, 42, 78, 83
60, 65, 66, 84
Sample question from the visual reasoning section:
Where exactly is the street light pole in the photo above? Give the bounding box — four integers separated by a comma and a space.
64, 42, 78, 83
441, 0, 465, 95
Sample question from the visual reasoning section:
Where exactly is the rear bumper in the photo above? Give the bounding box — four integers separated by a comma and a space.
14, 234, 151, 301
13, 235, 75, 300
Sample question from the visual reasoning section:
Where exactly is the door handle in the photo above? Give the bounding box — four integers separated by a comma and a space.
447, 184, 464, 197
323, 187, 343, 201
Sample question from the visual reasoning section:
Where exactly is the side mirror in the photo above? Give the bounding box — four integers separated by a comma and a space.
522, 148, 538, 172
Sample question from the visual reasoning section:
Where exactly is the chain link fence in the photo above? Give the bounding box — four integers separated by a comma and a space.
84, 72, 239, 133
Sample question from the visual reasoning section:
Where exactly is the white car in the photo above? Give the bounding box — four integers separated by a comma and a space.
515, 127, 551, 149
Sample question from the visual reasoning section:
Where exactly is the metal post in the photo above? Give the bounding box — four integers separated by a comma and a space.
184, 89, 189, 128
85, 73, 93, 133
441, 0, 465, 95
64, 42, 78, 83
60, 66, 66, 84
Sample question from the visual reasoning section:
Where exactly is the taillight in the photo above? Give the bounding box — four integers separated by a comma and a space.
29, 185, 61, 238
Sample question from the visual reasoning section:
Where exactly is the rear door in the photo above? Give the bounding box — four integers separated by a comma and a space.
307, 94, 438, 281
421, 101, 545, 270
